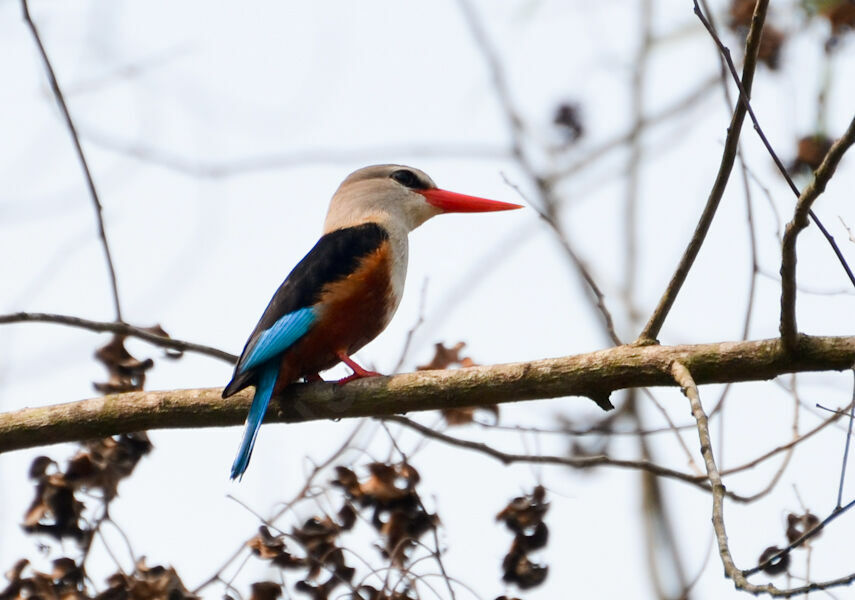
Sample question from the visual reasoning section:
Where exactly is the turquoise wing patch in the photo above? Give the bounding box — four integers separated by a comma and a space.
240, 306, 316, 372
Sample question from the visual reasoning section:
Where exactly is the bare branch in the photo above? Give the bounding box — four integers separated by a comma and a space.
836, 370, 855, 509
638, 0, 769, 343
676, 362, 855, 597
1, 335, 854, 454
744, 497, 855, 580
21, 0, 123, 321
673, 361, 738, 568
719, 396, 851, 478
458, 0, 621, 346
547, 73, 720, 184
693, 1, 855, 305
780, 114, 855, 349
0, 311, 237, 363
385, 415, 746, 500
82, 132, 509, 178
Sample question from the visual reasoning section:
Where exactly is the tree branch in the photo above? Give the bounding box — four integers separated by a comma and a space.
780, 114, 855, 350
384, 415, 751, 501
0, 311, 236, 363
21, 0, 123, 321
637, 0, 768, 343
676, 358, 855, 597
1, 335, 854, 454
672, 361, 741, 583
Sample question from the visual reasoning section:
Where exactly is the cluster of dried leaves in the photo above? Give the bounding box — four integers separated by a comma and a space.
417, 342, 498, 426
757, 510, 822, 575
3, 432, 201, 600
24, 434, 152, 541
245, 461, 436, 599
0, 557, 198, 600
496, 486, 549, 590
247, 519, 354, 600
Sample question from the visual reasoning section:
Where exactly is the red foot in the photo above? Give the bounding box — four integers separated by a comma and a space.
335, 351, 382, 385
304, 373, 323, 383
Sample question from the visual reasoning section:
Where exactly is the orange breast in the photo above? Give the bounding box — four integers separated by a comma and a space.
274, 240, 395, 389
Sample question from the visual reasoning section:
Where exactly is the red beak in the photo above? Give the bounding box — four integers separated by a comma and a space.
418, 188, 523, 213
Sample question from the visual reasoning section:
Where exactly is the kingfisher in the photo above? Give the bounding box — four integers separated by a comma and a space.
223, 164, 522, 479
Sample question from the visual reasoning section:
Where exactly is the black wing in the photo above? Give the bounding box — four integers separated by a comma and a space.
222, 222, 389, 396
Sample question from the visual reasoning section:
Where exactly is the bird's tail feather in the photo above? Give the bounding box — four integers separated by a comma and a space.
230, 363, 278, 480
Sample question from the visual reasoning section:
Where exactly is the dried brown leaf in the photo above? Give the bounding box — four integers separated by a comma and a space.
785, 511, 822, 543
822, 0, 855, 34
361, 463, 414, 503
250, 581, 282, 600
416, 342, 474, 371
29, 456, 56, 479
247, 527, 304, 570
141, 324, 183, 359
331, 466, 363, 499
496, 486, 549, 534
501, 550, 548, 590
94, 335, 154, 393
758, 546, 790, 575
23, 477, 86, 541
441, 404, 499, 426
553, 102, 584, 144
757, 25, 785, 69
729, 0, 756, 29
791, 134, 833, 174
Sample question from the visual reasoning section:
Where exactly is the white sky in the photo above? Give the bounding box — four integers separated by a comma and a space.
2, 0, 855, 598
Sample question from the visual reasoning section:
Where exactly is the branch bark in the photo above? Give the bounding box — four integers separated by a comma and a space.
1, 335, 854, 454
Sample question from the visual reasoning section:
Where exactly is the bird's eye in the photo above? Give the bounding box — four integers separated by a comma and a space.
390, 169, 426, 189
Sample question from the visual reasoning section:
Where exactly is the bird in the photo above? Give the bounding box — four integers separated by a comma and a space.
223, 164, 522, 479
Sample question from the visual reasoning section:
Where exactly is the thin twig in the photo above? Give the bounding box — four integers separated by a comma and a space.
500, 174, 621, 345
84, 131, 509, 179
392, 280, 429, 374
637, 0, 769, 343
458, 0, 621, 346
385, 415, 750, 502
691, 0, 855, 352
378, 421, 457, 600
719, 396, 852, 478
547, 73, 720, 184
478, 418, 697, 437
0, 311, 237, 363
731, 390, 799, 504
836, 370, 855, 509
21, 0, 123, 321
623, 0, 653, 325
744, 497, 855, 579
641, 388, 702, 475
193, 423, 363, 594
694, 0, 855, 305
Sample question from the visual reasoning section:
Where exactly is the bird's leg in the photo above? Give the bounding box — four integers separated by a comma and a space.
304, 373, 323, 383
335, 351, 382, 384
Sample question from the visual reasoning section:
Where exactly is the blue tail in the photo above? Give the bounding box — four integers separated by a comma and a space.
230, 363, 278, 480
